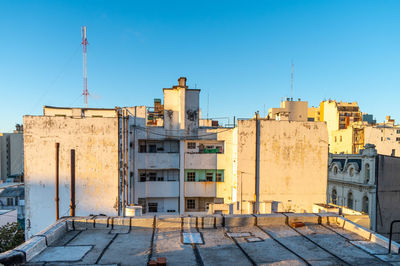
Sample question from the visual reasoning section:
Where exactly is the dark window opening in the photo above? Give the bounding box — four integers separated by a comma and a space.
148, 203, 158, 212
187, 199, 195, 209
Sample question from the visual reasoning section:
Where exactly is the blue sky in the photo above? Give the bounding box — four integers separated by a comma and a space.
0, 0, 399, 132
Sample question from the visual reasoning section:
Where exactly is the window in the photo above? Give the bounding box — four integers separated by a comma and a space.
397, 137, 400, 142
187, 142, 196, 149
340, 136, 342, 142
139, 144, 146, 153
7, 198, 13, 206
157, 176, 164, 181
333, 166, 338, 175
365, 164, 370, 184
149, 172, 156, 181
397, 130, 400, 134
332, 189, 337, 204
206, 172, 213, 181
167, 210, 176, 213
138, 198, 146, 214
187, 199, 195, 209
335, 136, 337, 142
381, 137, 383, 141
362, 196, 369, 214
187, 172, 196, 182
216, 173, 223, 182
140, 173, 146, 182
149, 145, 157, 153
148, 203, 158, 212
347, 192, 353, 209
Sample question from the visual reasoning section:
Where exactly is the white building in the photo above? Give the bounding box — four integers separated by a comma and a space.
327, 144, 400, 240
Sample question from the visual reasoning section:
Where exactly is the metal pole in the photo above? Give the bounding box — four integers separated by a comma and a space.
255, 112, 260, 214
70, 149, 76, 217
55, 143, 60, 220
122, 110, 126, 216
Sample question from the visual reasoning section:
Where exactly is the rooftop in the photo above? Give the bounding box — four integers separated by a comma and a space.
2, 213, 400, 265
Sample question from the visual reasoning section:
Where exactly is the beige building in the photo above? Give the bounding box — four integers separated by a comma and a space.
267, 98, 308, 121
237, 117, 328, 213
0, 125, 24, 181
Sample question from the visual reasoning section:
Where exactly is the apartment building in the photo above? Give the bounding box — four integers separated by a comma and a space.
320, 100, 362, 132
131, 77, 236, 214
327, 145, 400, 239
0, 125, 24, 181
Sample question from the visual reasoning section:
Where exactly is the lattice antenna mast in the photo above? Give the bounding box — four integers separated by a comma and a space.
291, 60, 294, 100
81, 26, 89, 108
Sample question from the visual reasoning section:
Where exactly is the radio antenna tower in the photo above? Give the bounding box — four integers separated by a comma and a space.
290, 60, 294, 100
81, 26, 89, 108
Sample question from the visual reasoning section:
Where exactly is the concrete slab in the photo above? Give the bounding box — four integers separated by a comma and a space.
66, 229, 115, 264
260, 225, 341, 264
295, 225, 384, 265
198, 228, 252, 266
230, 226, 306, 265
153, 228, 195, 265
98, 229, 153, 265
30, 246, 92, 262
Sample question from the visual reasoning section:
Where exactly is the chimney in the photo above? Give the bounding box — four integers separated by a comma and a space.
178, 77, 187, 87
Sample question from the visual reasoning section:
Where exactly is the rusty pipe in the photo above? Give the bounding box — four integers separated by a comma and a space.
55, 143, 60, 220
70, 149, 76, 217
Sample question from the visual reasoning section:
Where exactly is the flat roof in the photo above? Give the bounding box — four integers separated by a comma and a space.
2, 213, 400, 265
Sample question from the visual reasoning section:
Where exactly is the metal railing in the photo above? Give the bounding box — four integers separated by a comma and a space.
388, 220, 400, 254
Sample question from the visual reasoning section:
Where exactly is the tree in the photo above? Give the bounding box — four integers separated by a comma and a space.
0, 222, 24, 252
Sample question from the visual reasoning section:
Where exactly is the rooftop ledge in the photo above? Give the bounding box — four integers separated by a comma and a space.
2, 213, 400, 265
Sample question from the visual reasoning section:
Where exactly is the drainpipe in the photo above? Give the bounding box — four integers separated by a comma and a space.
70, 149, 76, 217
255, 112, 260, 214
55, 143, 60, 220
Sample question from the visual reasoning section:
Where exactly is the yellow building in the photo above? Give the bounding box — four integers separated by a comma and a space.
319, 100, 363, 154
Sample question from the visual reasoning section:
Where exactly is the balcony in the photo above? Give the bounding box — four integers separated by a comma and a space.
136, 181, 179, 198
185, 153, 219, 169
137, 153, 179, 169
185, 182, 217, 197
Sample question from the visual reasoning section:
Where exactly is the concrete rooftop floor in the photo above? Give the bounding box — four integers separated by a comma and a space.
3, 213, 400, 265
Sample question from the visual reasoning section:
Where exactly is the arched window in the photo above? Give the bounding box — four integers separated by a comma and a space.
362, 196, 369, 214
333, 166, 338, 175
347, 192, 353, 209
349, 167, 354, 177
332, 189, 337, 204
365, 164, 370, 184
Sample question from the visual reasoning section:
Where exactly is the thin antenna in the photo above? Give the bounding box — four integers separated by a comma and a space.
81, 26, 89, 108
207, 92, 209, 120
290, 60, 294, 100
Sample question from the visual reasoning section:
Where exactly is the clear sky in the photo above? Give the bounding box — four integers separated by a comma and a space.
1, 0, 399, 132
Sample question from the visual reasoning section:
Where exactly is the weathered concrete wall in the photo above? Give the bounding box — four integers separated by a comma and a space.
237, 120, 328, 213
24, 115, 119, 238
376, 155, 400, 239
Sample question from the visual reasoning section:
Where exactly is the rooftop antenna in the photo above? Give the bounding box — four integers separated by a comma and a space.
81, 26, 89, 108
290, 60, 294, 100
